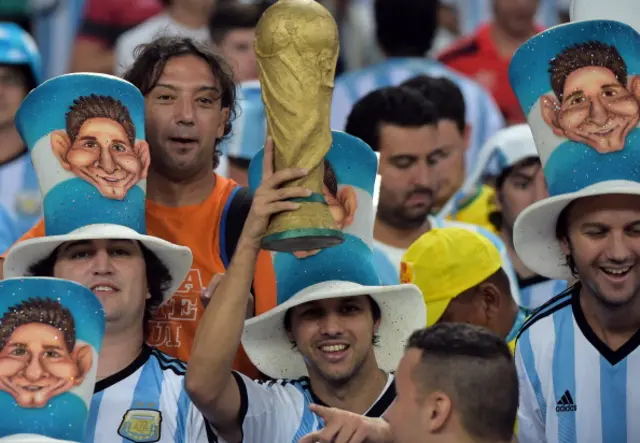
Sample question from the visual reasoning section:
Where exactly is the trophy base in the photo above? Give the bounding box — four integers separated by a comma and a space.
262, 228, 344, 252
0, 435, 76, 443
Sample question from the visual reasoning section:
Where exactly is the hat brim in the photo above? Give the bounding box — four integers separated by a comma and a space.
426, 298, 452, 327
514, 180, 640, 280
0, 435, 77, 443
241, 280, 426, 380
3, 224, 192, 303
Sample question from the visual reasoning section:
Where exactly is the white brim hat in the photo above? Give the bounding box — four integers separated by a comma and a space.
514, 180, 640, 281
241, 280, 426, 380
3, 224, 192, 303
0, 435, 77, 443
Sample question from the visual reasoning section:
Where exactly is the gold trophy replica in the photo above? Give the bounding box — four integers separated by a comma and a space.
255, 0, 344, 252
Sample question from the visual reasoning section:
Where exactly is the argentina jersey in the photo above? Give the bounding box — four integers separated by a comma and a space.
515, 284, 640, 443
330, 57, 505, 172
233, 371, 396, 443
87, 346, 218, 443
0, 152, 42, 243
519, 276, 568, 311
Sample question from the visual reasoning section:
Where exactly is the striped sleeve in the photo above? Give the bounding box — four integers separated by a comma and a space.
232, 372, 307, 443
515, 331, 548, 443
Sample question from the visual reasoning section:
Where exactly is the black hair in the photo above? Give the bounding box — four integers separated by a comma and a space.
401, 75, 466, 133
374, 0, 439, 57
345, 86, 438, 152
406, 324, 518, 442
489, 157, 543, 231
283, 296, 382, 348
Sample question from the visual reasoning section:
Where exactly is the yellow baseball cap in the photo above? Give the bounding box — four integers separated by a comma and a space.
400, 227, 502, 326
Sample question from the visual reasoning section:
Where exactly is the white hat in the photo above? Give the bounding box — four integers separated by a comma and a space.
241, 280, 425, 379
509, 19, 640, 280
2, 73, 192, 301
4, 225, 192, 302
244, 131, 426, 379
437, 123, 538, 219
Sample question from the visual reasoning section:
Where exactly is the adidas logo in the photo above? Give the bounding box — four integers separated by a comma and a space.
556, 390, 577, 412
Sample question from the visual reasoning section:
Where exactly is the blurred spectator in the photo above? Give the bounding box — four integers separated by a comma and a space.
69, 0, 163, 74
0, 23, 42, 250
114, 0, 214, 75
32, 0, 85, 79
209, 1, 266, 83
348, 87, 522, 302
0, 203, 18, 255
218, 80, 264, 186
332, 0, 505, 178
446, 0, 562, 36
438, 0, 542, 125
402, 75, 498, 233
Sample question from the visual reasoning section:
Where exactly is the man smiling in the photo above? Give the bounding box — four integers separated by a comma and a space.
187, 133, 426, 443
3, 72, 220, 442
509, 16, 640, 443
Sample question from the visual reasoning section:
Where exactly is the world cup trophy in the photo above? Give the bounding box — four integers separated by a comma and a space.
256, 0, 344, 252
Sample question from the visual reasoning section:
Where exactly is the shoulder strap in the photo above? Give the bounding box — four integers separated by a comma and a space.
219, 186, 253, 268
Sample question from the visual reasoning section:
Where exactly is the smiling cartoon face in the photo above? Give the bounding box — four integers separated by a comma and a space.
51, 94, 150, 200
541, 41, 640, 154
0, 298, 92, 408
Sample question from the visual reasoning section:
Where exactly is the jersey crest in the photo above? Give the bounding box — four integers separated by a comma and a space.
118, 408, 162, 443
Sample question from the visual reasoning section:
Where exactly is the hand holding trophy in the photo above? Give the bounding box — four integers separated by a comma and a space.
256, 0, 344, 253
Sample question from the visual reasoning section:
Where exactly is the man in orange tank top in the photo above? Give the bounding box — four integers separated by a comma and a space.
1, 37, 276, 378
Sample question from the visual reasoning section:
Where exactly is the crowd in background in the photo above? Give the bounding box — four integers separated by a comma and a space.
1, 0, 637, 442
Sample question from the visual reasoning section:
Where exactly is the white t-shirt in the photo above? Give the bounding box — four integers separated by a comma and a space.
114, 13, 210, 76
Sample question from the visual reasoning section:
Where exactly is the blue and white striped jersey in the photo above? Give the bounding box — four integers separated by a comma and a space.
519, 276, 568, 311
331, 58, 505, 173
515, 284, 640, 443
87, 346, 217, 443
0, 152, 41, 240
233, 371, 396, 443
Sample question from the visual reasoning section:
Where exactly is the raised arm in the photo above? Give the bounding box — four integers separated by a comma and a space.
185, 138, 310, 442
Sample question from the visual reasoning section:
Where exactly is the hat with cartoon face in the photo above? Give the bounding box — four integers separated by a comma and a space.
510, 17, 640, 280
0, 277, 104, 443
3, 73, 192, 301
240, 130, 426, 379
437, 124, 539, 219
